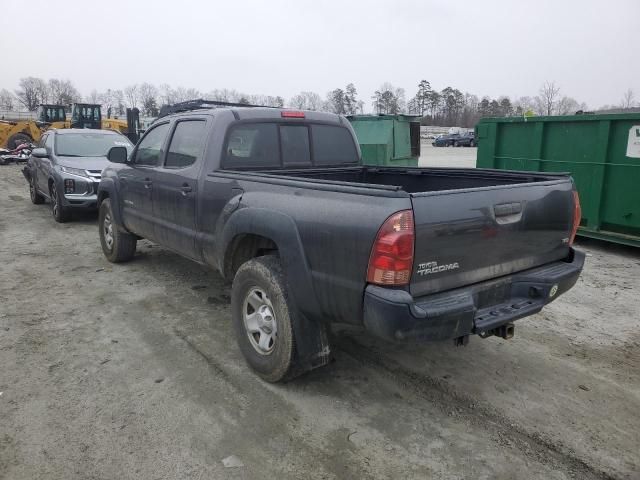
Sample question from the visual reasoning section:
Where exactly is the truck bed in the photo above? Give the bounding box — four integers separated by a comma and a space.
237, 165, 575, 299
260, 166, 560, 194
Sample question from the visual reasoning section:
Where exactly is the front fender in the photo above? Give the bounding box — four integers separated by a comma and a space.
97, 177, 126, 230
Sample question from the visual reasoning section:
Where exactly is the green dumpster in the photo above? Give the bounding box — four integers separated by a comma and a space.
476, 113, 640, 247
348, 115, 421, 167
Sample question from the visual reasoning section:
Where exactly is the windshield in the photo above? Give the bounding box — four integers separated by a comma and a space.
72, 105, 101, 122
43, 107, 66, 122
56, 133, 133, 157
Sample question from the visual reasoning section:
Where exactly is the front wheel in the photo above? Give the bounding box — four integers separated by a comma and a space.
50, 182, 71, 223
99, 199, 137, 262
30, 176, 44, 204
231, 255, 297, 382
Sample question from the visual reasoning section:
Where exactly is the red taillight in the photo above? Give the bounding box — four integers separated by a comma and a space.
569, 190, 581, 245
367, 210, 415, 286
281, 110, 305, 118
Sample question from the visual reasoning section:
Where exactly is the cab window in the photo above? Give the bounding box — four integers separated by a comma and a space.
133, 123, 170, 166
165, 120, 206, 169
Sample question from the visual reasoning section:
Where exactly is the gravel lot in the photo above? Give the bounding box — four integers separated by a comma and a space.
420, 143, 477, 168
1, 162, 639, 479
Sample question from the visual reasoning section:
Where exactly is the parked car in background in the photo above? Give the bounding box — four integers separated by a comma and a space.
22, 129, 133, 222
456, 132, 477, 147
96, 103, 584, 383
432, 132, 476, 147
432, 133, 460, 147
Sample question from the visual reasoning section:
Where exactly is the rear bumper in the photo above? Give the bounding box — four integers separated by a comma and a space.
363, 248, 585, 342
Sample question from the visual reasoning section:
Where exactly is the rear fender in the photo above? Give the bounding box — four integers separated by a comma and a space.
220, 207, 330, 372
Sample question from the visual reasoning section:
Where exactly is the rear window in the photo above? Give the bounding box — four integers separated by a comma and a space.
223, 122, 358, 169
280, 125, 311, 166
311, 125, 359, 165
225, 123, 280, 168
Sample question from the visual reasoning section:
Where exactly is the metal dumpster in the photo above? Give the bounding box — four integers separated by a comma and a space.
476, 113, 640, 247
348, 114, 420, 167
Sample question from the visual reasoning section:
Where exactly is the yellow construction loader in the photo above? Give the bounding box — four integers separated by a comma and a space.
0, 103, 141, 149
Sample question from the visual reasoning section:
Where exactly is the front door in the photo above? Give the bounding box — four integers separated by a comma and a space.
119, 122, 171, 240
151, 119, 207, 259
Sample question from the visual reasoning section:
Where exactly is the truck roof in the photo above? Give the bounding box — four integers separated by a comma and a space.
167, 107, 345, 125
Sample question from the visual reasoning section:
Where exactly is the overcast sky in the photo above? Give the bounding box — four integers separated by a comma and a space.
1, 0, 638, 109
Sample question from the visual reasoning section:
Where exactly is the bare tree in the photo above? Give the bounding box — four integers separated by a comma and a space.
87, 89, 100, 103
48, 79, 81, 105
124, 84, 139, 108
15, 77, 49, 111
556, 96, 580, 115
372, 83, 405, 114
621, 89, 635, 109
112, 90, 126, 115
0, 89, 15, 110
289, 91, 325, 111
537, 81, 560, 115
138, 83, 159, 115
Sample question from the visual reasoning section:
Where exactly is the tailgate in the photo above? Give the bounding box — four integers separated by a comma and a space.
410, 179, 575, 297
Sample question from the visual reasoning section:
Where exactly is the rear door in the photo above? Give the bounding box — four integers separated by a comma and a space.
151, 118, 208, 259
409, 178, 575, 297
119, 122, 170, 239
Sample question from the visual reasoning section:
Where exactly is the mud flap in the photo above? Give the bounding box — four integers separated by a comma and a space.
288, 313, 331, 380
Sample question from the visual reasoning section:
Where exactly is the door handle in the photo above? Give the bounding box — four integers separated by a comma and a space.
180, 184, 193, 196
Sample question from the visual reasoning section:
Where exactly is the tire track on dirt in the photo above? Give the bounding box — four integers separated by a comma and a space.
337, 336, 618, 480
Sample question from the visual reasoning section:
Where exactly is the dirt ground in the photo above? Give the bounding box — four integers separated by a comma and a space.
1, 163, 639, 480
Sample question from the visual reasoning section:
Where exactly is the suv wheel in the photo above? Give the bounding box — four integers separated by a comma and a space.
50, 182, 71, 222
30, 176, 44, 204
99, 199, 137, 262
231, 255, 297, 382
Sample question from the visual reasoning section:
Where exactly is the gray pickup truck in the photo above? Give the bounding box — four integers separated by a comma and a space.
97, 103, 584, 382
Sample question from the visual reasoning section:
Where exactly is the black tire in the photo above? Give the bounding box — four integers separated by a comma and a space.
99, 199, 137, 263
454, 141, 460, 147
470, 140, 476, 147
231, 255, 298, 382
29, 175, 44, 204
49, 182, 71, 223
7, 133, 32, 150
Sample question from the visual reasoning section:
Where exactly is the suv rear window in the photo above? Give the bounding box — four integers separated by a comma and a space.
223, 122, 358, 169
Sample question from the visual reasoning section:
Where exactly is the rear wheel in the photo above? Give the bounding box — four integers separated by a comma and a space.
231, 255, 297, 382
7, 133, 31, 150
50, 182, 71, 223
99, 199, 137, 262
29, 176, 44, 204
454, 141, 460, 147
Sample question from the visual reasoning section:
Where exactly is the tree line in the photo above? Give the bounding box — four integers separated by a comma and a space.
1, 77, 637, 128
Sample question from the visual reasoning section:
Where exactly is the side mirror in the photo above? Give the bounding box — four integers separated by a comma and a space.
107, 146, 128, 163
32, 148, 48, 158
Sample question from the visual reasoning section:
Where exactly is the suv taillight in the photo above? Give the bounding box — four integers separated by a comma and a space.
367, 210, 414, 286
570, 190, 581, 245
